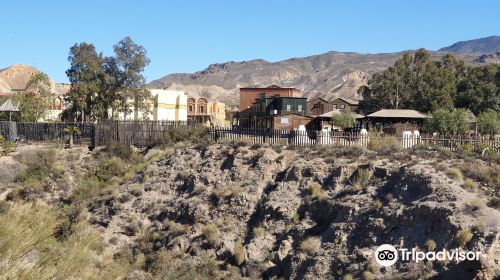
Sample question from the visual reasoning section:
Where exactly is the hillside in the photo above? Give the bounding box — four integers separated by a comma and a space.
473, 52, 500, 64
439, 36, 500, 54
0, 64, 69, 95
149, 51, 481, 107
0, 140, 499, 279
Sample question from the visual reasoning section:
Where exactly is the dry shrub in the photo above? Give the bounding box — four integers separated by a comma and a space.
425, 239, 436, 251
455, 228, 473, 247
363, 271, 375, 280
202, 224, 220, 248
368, 136, 401, 154
469, 199, 486, 211
462, 179, 478, 191
343, 274, 353, 280
353, 168, 371, 190
308, 183, 328, 201
446, 168, 463, 181
253, 226, 264, 238
233, 242, 246, 266
299, 236, 320, 255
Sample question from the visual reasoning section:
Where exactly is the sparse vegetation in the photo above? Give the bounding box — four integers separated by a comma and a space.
363, 270, 375, 280
425, 239, 436, 251
446, 168, 463, 181
233, 242, 246, 266
253, 226, 265, 238
455, 228, 473, 247
367, 136, 402, 154
299, 236, 320, 255
202, 224, 220, 248
342, 274, 354, 280
462, 178, 478, 191
308, 183, 328, 201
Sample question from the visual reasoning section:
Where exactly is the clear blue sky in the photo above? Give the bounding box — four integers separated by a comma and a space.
1, 0, 499, 83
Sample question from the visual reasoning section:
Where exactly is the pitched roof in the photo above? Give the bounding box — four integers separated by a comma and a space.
333, 97, 359, 105
367, 109, 428, 119
465, 109, 477, 123
307, 97, 330, 103
318, 110, 365, 119
0, 99, 20, 112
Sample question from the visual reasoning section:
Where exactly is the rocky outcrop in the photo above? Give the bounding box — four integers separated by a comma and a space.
92, 144, 499, 279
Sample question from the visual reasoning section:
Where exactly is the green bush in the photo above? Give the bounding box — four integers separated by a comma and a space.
155, 126, 210, 147
93, 156, 127, 182
16, 149, 58, 183
104, 141, 134, 160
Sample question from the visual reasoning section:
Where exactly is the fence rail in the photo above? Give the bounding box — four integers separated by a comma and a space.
209, 128, 500, 152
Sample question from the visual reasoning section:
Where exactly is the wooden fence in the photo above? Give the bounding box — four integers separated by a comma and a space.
209, 127, 500, 152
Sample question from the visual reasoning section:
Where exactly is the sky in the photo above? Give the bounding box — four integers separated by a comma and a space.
1, 0, 499, 83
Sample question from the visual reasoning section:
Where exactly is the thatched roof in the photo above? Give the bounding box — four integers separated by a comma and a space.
0, 99, 20, 112
367, 109, 427, 119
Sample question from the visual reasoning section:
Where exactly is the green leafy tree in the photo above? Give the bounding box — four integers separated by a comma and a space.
332, 109, 356, 129
65, 43, 105, 122
12, 72, 54, 122
425, 108, 469, 134
477, 109, 500, 135
455, 64, 500, 115
113, 37, 152, 120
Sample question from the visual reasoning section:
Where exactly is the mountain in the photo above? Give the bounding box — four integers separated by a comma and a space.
149, 51, 480, 107
0, 64, 69, 95
439, 35, 500, 54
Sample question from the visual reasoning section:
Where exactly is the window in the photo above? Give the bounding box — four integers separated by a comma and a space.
200, 106, 204, 113
286, 104, 291, 111
298, 105, 303, 112
189, 105, 193, 112
332, 104, 337, 109
340, 104, 345, 109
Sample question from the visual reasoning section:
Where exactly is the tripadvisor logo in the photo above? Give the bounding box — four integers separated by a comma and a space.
374, 244, 481, 267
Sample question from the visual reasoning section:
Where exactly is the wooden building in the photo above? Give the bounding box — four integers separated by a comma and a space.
307, 97, 331, 116
248, 95, 309, 129
366, 109, 428, 133
239, 85, 303, 128
331, 97, 359, 112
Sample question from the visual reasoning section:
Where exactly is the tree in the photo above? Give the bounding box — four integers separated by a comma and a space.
65, 43, 105, 122
455, 64, 499, 115
425, 108, 469, 134
113, 37, 151, 120
477, 109, 500, 135
12, 72, 54, 122
332, 109, 356, 129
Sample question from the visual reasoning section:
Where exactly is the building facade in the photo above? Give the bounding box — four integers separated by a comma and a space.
239, 85, 303, 128
187, 97, 227, 126
248, 95, 309, 129
307, 97, 331, 116
330, 97, 359, 112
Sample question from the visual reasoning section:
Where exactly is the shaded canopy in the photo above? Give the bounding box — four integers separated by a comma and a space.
0, 99, 20, 112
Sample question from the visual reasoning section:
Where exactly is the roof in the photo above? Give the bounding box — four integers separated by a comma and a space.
466, 109, 477, 123
318, 110, 365, 119
332, 97, 359, 105
240, 85, 299, 91
278, 113, 314, 119
367, 109, 428, 119
0, 99, 20, 112
307, 97, 330, 104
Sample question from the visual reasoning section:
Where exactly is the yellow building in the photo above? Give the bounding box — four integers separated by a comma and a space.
115, 89, 187, 121
187, 97, 227, 126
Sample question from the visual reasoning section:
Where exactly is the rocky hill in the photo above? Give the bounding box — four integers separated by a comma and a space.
0, 64, 69, 95
149, 51, 483, 107
0, 139, 498, 279
439, 36, 500, 54
473, 52, 500, 64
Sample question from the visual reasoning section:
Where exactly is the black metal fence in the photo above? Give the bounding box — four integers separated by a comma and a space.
0, 120, 200, 147
209, 127, 500, 152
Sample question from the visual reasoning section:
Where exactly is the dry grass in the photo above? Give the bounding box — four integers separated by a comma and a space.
469, 199, 486, 211
363, 270, 375, 280
446, 168, 463, 181
0, 203, 128, 279
456, 228, 473, 247
253, 226, 264, 238
308, 183, 328, 201
462, 179, 478, 191
425, 239, 436, 251
342, 274, 353, 280
353, 168, 371, 190
299, 236, 320, 255
202, 224, 220, 248
233, 242, 246, 266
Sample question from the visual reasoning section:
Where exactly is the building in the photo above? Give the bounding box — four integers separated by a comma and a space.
248, 94, 309, 129
366, 109, 428, 134
307, 97, 331, 117
330, 97, 359, 112
187, 97, 227, 126
114, 89, 187, 121
309, 110, 365, 131
239, 85, 303, 127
